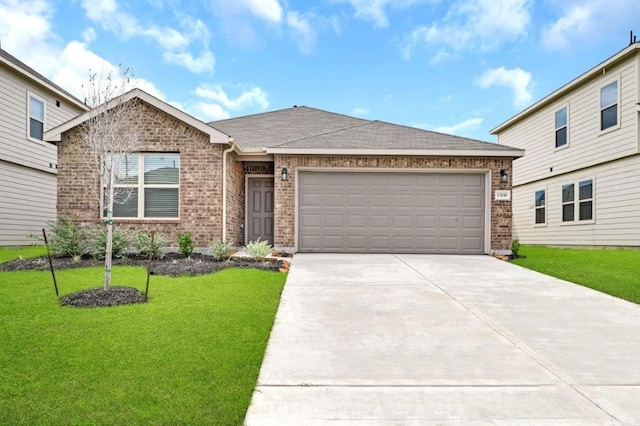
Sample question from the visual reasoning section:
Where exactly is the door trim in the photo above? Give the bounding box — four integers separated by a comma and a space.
294, 167, 492, 254
245, 174, 274, 245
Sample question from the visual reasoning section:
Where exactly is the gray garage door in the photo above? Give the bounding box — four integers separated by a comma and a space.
298, 172, 485, 254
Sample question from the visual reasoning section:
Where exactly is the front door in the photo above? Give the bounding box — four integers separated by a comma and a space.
247, 177, 274, 245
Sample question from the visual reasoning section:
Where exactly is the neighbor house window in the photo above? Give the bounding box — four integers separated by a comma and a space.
28, 93, 45, 140
103, 153, 179, 219
535, 189, 546, 224
555, 107, 568, 148
562, 179, 594, 223
600, 80, 618, 131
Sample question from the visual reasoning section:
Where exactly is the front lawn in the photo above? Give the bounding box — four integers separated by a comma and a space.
512, 245, 640, 304
0, 248, 286, 425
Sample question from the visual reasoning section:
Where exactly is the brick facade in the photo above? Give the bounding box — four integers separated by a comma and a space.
226, 151, 245, 246
57, 100, 225, 247
273, 155, 514, 253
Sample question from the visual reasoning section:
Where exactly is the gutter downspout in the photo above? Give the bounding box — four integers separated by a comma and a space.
221, 138, 237, 242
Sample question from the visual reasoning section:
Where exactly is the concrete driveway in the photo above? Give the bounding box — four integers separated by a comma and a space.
245, 254, 640, 424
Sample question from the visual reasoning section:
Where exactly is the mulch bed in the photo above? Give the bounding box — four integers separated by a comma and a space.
1, 253, 286, 308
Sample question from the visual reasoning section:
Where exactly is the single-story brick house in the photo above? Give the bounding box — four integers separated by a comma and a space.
45, 89, 524, 255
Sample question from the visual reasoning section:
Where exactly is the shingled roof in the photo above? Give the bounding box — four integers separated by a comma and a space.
210, 106, 523, 156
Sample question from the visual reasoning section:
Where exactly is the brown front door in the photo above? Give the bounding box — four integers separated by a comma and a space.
247, 177, 274, 245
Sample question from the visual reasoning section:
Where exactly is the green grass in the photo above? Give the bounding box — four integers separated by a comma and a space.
0, 248, 286, 425
0, 245, 47, 263
512, 245, 640, 304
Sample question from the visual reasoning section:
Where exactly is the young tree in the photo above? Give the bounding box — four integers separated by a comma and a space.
78, 68, 141, 290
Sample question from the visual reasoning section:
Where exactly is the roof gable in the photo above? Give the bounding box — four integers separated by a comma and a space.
44, 88, 229, 144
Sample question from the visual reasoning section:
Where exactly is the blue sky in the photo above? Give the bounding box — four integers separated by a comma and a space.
1, 0, 638, 141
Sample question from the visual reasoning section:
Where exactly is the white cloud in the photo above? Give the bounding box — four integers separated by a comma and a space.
337, 0, 430, 28
79, 0, 214, 73
286, 11, 318, 54
163, 51, 215, 73
477, 67, 532, 108
402, 0, 530, 60
541, 0, 636, 51
352, 107, 370, 116
433, 117, 484, 134
195, 84, 269, 110
209, 0, 283, 23
188, 83, 269, 121
82, 27, 97, 43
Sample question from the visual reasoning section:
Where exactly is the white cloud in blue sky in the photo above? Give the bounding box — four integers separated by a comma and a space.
0, 0, 637, 139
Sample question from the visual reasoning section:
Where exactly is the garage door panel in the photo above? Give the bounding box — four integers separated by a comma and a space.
298, 172, 485, 254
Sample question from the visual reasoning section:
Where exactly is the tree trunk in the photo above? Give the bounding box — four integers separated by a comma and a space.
104, 161, 114, 290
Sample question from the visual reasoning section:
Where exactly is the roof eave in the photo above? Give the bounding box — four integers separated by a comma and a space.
491, 43, 640, 135
44, 89, 229, 144
266, 147, 524, 158
0, 55, 88, 111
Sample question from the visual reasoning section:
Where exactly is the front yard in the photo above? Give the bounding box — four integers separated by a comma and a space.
512, 245, 640, 304
0, 247, 286, 425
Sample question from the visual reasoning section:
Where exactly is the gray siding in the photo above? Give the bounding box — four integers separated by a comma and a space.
498, 53, 639, 187
512, 155, 640, 247
0, 160, 57, 245
0, 58, 86, 246
0, 64, 83, 173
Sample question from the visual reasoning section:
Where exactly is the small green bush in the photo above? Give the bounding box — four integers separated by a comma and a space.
90, 227, 130, 259
178, 232, 195, 257
511, 239, 521, 258
46, 218, 87, 257
211, 239, 233, 261
136, 231, 167, 259
245, 239, 272, 260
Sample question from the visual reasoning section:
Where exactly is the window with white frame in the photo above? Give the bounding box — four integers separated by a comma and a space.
103, 153, 180, 219
534, 189, 546, 224
600, 80, 618, 131
562, 179, 593, 223
28, 93, 45, 140
554, 107, 568, 148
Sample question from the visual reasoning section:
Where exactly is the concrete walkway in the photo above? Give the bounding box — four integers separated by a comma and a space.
245, 254, 640, 425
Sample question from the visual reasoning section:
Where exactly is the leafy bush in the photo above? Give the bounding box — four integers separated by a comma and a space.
244, 239, 272, 260
90, 227, 130, 259
211, 239, 233, 261
135, 231, 167, 259
511, 239, 521, 258
178, 232, 195, 257
46, 218, 87, 257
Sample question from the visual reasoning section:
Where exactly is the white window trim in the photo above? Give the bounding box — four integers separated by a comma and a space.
553, 104, 570, 151
101, 153, 180, 220
534, 187, 547, 227
560, 177, 595, 226
599, 76, 621, 135
26, 91, 46, 142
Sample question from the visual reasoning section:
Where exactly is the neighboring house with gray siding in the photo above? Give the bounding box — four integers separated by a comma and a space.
0, 48, 88, 245
492, 42, 640, 247
47, 88, 524, 255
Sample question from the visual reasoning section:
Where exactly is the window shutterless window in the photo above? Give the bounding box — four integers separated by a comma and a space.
561, 179, 593, 223
534, 189, 546, 224
600, 81, 618, 131
102, 153, 179, 219
555, 107, 567, 148
28, 93, 45, 140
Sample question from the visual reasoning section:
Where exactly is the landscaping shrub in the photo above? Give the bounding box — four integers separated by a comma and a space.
511, 239, 521, 258
211, 239, 233, 261
90, 227, 130, 259
245, 239, 272, 260
178, 232, 195, 257
136, 231, 167, 259
46, 218, 88, 257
